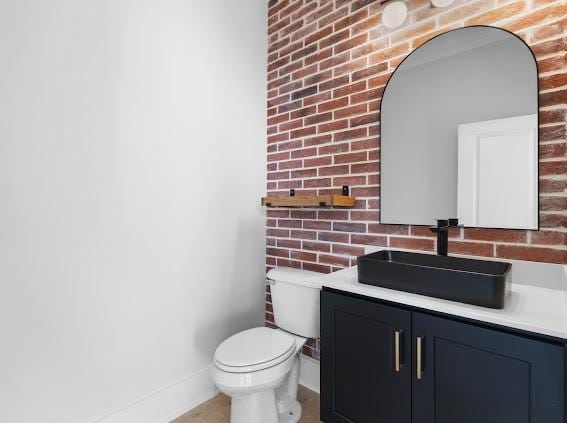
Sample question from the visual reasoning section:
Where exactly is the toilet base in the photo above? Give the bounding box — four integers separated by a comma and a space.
277, 398, 301, 423
230, 392, 301, 423
231, 389, 279, 423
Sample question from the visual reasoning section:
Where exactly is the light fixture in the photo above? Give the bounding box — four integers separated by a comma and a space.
382, 1, 408, 29
382, 0, 456, 29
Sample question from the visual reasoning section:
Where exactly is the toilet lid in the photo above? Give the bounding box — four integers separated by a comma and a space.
214, 327, 296, 373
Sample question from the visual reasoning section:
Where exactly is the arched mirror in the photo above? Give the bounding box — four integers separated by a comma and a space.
380, 26, 538, 229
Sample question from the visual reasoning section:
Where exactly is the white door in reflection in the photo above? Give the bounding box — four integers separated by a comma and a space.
457, 114, 538, 229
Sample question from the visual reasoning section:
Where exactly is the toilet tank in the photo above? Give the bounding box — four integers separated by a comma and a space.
267, 267, 322, 339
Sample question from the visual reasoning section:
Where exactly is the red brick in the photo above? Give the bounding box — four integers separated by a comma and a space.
306, 70, 333, 86
318, 231, 350, 243
291, 168, 317, 178
268, 170, 290, 180
334, 151, 367, 164
465, 1, 527, 26
319, 29, 350, 49
318, 209, 349, 220
268, 151, 290, 162
351, 138, 379, 151
305, 112, 333, 125
350, 234, 387, 246
278, 140, 302, 151
318, 119, 349, 133
350, 210, 380, 221
448, 241, 494, 258
302, 241, 331, 252
318, 97, 349, 113
334, 104, 368, 119
303, 220, 332, 230
290, 106, 317, 119
540, 197, 567, 212
305, 26, 333, 46
496, 245, 567, 264
291, 250, 317, 262
540, 160, 567, 176
277, 239, 302, 249
389, 237, 435, 251
304, 91, 332, 106
290, 126, 317, 139
318, 6, 349, 28
291, 230, 317, 240
464, 228, 528, 243
304, 156, 332, 167
333, 222, 366, 233
540, 213, 567, 229
319, 165, 350, 176
291, 85, 318, 100
350, 113, 379, 127
334, 128, 368, 141
319, 75, 350, 92
332, 244, 365, 256
305, 47, 333, 66
304, 134, 333, 146
266, 247, 290, 258
540, 143, 567, 160
304, 177, 332, 188
334, 33, 368, 55
319, 142, 350, 155
319, 254, 350, 267
531, 231, 567, 246
352, 63, 388, 81
333, 57, 369, 78
349, 163, 375, 175
291, 64, 318, 81
277, 258, 302, 269
369, 224, 409, 235
267, 209, 290, 218
333, 80, 367, 98
319, 51, 351, 71
304, 2, 333, 24
540, 125, 566, 142
303, 262, 332, 273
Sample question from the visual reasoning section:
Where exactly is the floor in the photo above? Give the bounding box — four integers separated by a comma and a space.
173, 385, 320, 423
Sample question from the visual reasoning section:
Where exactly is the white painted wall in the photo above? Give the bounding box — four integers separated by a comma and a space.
0, 1, 267, 422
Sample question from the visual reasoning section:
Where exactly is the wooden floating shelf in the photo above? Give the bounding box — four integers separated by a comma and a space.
261, 195, 356, 208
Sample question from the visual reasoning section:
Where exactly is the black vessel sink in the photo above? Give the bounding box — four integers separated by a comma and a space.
357, 250, 511, 308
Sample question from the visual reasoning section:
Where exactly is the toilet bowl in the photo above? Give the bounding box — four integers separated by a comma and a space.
212, 267, 322, 423
212, 327, 305, 423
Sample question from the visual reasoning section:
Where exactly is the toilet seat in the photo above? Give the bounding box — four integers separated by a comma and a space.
214, 327, 296, 373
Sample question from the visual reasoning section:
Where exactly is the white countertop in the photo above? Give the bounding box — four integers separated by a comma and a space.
320, 266, 567, 340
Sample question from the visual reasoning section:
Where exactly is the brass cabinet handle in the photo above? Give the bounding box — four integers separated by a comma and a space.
416, 336, 423, 380
394, 330, 402, 372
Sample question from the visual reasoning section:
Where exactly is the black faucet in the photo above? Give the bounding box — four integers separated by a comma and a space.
429, 218, 460, 256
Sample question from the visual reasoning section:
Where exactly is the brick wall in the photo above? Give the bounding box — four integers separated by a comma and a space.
265, 0, 567, 359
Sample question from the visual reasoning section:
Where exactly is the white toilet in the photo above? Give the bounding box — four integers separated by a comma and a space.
212, 267, 322, 423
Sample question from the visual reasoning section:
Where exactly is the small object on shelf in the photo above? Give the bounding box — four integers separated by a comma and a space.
290, 189, 295, 197
261, 194, 356, 208
342, 185, 349, 196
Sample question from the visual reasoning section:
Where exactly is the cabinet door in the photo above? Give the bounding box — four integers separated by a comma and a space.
321, 290, 412, 423
412, 312, 565, 423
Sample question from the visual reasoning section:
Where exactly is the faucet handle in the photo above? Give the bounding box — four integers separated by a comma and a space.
448, 218, 464, 228
436, 219, 449, 228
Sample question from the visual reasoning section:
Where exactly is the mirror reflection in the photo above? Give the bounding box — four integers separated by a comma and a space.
380, 26, 538, 229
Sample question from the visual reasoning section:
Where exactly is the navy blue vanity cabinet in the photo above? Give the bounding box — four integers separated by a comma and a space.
412, 311, 565, 423
321, 289, 566, 423
321, 290, 412, 423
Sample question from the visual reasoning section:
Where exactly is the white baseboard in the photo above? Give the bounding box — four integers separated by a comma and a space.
299, 354, 320, 394
91, 366, 218, 423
